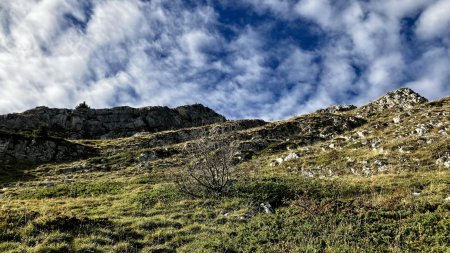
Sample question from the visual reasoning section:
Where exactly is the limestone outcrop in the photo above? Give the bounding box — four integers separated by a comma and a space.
356, 88, 428, 117
0, 104, 226, 139
0, 131, 96, 164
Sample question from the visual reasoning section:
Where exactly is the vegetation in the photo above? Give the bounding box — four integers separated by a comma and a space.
176, 133, 236, 198
1, 169, 448, 252
75, 101, 90, 110
32, 125, 49, 138
0, 96, 449, 252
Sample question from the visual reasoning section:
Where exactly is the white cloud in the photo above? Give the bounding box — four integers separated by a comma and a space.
416, 0, 450, 39
180, 30, 218, 67
294, 0, 332, 28
370, 0, 430, 19
0, 0, 449, 121
405, 47, 450, 98
87, 1, 144, 46
241, 0, 293, 18
291, 0, 450, 108
367, 54, 404, 87
277, 48, 317, 84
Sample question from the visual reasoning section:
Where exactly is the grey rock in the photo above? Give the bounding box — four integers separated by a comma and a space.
0, 104, 226, 139
260, 202, 273, 214
357, 88, 428, 117
316, 104, 357, 114
0, 132, 95, 164
303, 171, 315, 177
138, 152, 158, 163
358, 130, 369, 138
284, 153, 299, 161
436, 154, 450, 168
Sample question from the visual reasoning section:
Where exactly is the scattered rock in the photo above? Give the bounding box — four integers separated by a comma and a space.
239, 212, 255, 221
260, 203, 274, 214
302, 171, 315, 178
374, 160, 384, 166
284, 153, 299, 161
356, 88, 428, 117
139, 152, 158, 163
270, 158, 284, 167
398, 146, 414, 153
415, 126, 427, 136
371, 139, 382, 149
362, 166, 373, 176
358, 131, 369, 138
377, 166, 387, 172
63, 176, 74, 183
58, 162, 89, 174
436, 154, 450, 168
42, 179, 54, 188
219, 210, 231, 218
270, 153, 299, 166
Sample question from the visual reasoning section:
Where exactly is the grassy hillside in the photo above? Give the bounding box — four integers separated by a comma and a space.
0, 96, 449, 252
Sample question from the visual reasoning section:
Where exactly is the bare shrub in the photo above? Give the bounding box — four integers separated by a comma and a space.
176, 131, 237, 197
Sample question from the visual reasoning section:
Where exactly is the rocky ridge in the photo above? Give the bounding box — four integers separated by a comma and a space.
0, 87, 442, 166
0, 104, 225, 139
356, 88, 428, 117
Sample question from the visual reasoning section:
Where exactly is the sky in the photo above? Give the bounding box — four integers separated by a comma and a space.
0, 0, 449, 121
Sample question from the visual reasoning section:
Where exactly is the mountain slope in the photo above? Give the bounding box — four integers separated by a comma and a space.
0, 88, 449, 252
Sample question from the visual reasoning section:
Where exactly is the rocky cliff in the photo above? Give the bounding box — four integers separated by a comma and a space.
0, 131, 95, 165
0, 104, 226, 139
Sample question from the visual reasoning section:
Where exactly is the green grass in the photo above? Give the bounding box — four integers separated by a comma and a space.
1, 169, 448, 252
12, 181, 125, 199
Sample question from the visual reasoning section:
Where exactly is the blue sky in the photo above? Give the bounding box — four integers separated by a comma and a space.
0, 0, 449, 120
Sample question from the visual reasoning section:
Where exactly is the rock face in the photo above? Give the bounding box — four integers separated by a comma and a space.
316, 105, 357, 114
0, 132, 95, 164
357, 88, 428, 117
0, 104, 226, 139
99, 119, 268, 155
232, 113, 367, 159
